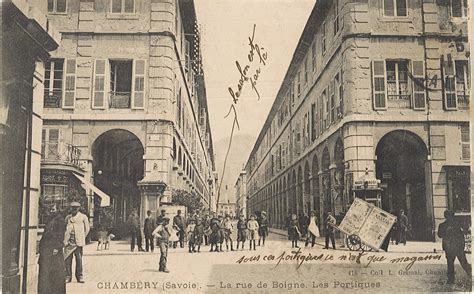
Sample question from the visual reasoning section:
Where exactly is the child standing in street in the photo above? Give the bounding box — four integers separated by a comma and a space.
186, 219, 196, 253
223, 215, 235, 251
193, 216, 204, 253
247, 214, 259, 251
236, 215, 247, 250
152, 218, 171, 273
289, 214, 301, 248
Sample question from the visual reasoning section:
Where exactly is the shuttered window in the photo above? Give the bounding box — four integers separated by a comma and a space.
384, 0, 407, 17
132, 59, 145, 109
411, 60, 426, 109
372, 60, 387, 109
461, 124, 470, 160
93, 59, 107, 109
63, 59, 76, 109
443, 59, 457, 110
451, 0, 467, 18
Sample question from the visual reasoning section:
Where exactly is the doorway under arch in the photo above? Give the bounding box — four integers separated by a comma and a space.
92, 129, 144, 227
375, 130, 430, 241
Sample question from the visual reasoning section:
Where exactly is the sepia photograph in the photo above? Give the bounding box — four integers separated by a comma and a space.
1, 0, 472, 293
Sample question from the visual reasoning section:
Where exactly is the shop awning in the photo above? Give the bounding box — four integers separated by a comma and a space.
73, 173, 110, 207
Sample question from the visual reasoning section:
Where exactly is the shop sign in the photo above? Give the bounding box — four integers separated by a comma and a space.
41, 170, 69, 185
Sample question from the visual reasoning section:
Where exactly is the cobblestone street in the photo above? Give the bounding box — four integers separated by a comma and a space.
66, 233, 471, 293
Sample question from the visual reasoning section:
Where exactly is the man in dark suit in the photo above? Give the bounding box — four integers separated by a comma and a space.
173, 210, 185, 248
144, 210, 156, 252
438, 210, 471, 285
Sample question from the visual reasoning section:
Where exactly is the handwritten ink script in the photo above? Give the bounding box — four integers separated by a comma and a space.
235, 249, 442, 271
228, 24, 268, 102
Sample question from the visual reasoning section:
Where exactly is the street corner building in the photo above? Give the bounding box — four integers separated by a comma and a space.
2, 0, 216, 292
243, 0, 471, 243
40, 0, 216, 225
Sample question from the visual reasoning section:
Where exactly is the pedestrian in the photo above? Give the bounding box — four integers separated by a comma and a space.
288, 213, 300, 248
144, 210, 155, 252
186, 219, 196, 253
156, 209, 167, 226
128, 210, 144, 252
209, 214, 222, 252
258, 211, 269, 246
286, 212, 292, 240
218, 215, 226, 252
193, 216, 204, 252
247, 214, 259, 250
299, 212, 309, 239
173, 210, 185, 248
305, 210, 320, 248
236, 214, 247, 250
64, 201, 90, 283
438, 210, 471, 285
389, 210, 398, 244
396, 209, 409, 245
203, 214, 210, 245
38, 204, 66, 294
152, 217, 171, 273
223, 215, 235, 251
323, 211, 336, 249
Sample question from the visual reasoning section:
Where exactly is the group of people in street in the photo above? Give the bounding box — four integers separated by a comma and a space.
38, 201, 90, 294
287, 210, 336, 250
129, 209, 271, 273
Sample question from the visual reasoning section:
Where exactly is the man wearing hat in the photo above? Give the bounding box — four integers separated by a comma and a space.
152, 217, 171, 273
64, 201, 90, 283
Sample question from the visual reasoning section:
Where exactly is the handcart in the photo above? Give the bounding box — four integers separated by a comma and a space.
333, 169, 396, 252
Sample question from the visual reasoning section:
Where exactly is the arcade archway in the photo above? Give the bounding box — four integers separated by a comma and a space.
92, 129, 144, 227
375, 130, 429, 241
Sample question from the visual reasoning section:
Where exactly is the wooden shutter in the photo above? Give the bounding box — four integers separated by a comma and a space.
62, 59, 76, 109
384, 0, 394, 16
411, 60, 426, 109
442, 57, 457, 109
93, 59, 107, 109
372, 60, 387, 109
132, 59, 146, 109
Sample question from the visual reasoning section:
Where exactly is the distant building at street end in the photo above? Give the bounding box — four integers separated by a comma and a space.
41, 0, 216, 228
244, 0, 470, 242
217, 201, 236, 218
234, 171, 248, 218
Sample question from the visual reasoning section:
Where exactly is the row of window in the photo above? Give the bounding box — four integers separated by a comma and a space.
48, 0, 135, 14
372, 59, 470, 110
44, 58, 145, 109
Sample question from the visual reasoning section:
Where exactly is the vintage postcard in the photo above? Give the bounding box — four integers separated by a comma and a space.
1, 0, 472, 293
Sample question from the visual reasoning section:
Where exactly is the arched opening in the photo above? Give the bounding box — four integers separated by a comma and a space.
304, 161, 310, 216
297, 166, 303, 216
334, 138, 345, 215
321, 148, 331, 214
312, 154, 320, 222
375, 130, 429, 241
92, 129, 144, 227
282, 176, 287, 220
290, 171, 297, 214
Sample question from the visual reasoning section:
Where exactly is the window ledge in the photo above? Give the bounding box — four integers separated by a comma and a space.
379, 16, 412, 23
106, 13, 139, 20
48, 12, 68, 16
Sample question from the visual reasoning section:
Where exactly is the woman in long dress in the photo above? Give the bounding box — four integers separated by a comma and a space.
38, 204, 66, 294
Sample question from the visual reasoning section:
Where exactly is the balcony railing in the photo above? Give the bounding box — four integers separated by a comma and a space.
457, 93, 470, 110
42, 141, 81, 167
109, 92, 131, 108
43, 91, 62, 108
387, 94, 411, 109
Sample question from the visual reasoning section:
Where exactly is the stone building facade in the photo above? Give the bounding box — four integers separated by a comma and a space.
42, 0, 216, 227
244, 0, 470, 241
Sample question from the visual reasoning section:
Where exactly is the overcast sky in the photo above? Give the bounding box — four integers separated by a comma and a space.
195, 0, 315, 144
